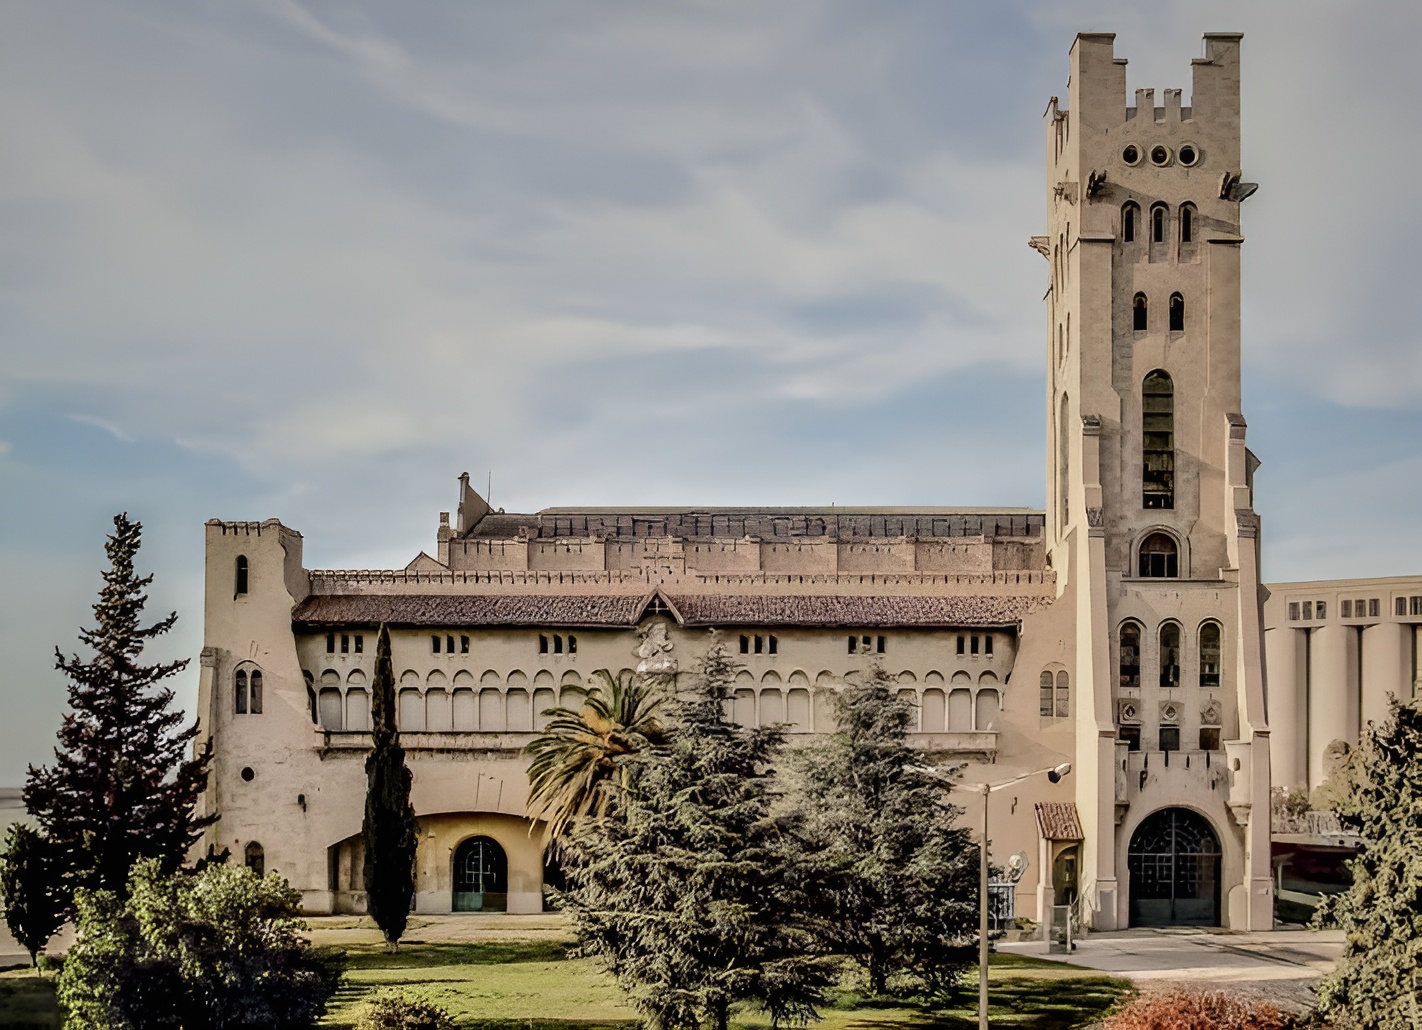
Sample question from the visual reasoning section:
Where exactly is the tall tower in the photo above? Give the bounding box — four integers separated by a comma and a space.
1041, 33, 1272, 930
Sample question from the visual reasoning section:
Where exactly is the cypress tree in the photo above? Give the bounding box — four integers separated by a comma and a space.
23, 514, 214, 903
0, 823, 66, 967
362, 625, 418, 950
790, 664, 978, 995
559, 640, 835, 1030
1314, 698, 1422, 1029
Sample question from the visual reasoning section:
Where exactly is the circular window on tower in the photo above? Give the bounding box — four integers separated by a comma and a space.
240, 766, 255, 782
1177, 143, 1201, 167
1150, 145, 1172, 167
1121, 144, 1142, 166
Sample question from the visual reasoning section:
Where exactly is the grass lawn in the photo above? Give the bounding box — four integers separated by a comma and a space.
0, 930, 1132, 1030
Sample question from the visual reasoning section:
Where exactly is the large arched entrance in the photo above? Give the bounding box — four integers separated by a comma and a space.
453, 836, 508, 912
1127, 808, 1222, 927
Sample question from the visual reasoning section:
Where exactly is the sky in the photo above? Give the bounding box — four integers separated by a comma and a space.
3, 1, 1422, 782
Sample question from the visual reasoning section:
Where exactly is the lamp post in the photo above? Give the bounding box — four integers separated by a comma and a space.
917, 761, 1071, 1030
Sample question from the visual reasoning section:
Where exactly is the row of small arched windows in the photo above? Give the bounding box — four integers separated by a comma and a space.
1119, 619, 1221, 690
1122, 202, 1195, 246
1132, 292, 1185, 332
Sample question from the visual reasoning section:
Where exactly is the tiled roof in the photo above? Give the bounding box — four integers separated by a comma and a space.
291, 592, 1045, 629
1034, 802, 1083, 841
465, 507, 1045, 541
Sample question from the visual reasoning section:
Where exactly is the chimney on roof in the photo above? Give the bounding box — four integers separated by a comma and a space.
456, 472, 492, 534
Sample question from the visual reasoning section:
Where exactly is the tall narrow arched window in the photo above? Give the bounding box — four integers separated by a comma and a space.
235, 555, 248, 596
244, 841, 265, 878
1039, 671, 1055, 717
1142, 371, 1174, 509
1199, 622, 1222, 687
234, 670, 249, 714
1133, 293, 1148, 331
1169, 293, 1185, 332
1119, 622, 1142, 689
249, 670, 263, 714
1151, 203, 1167, 243
1055, 671, 1070, 718
1159, 623, 1182, 687
1138, 533, 1179, 578
1122, 202, 1138, 243
1179, 204, 1194, 243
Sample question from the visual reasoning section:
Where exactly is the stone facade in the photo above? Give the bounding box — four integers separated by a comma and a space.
198, 33, 1279, 931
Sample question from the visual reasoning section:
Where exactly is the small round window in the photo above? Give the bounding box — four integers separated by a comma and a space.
1121, 144, 1141, 166
240, 766, 255, 782
1178, 144, 1200, 167
1150, 145, 1171, 167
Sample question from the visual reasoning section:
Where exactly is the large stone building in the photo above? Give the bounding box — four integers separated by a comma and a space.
199, 33, 1282, 932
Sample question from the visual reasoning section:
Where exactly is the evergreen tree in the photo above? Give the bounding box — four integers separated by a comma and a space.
1314, 698, 1422, 1030
24, 514, 213, 903
0, 822, 65, 967
559, 640, 835, 1030
790, 665, 978, 996
362, 625, 418, 950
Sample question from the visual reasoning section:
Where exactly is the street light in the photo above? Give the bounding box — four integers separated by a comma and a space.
916, 761, 1071, 1030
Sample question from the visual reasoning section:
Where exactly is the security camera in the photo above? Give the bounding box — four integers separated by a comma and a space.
1047, 762, 1072, 783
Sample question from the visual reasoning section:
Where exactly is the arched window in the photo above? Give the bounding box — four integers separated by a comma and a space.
1122, 202, 1138, 243
1039, 670, 1069, 718
234, 555, 248, 596
1179, 204, 1194, 243
1133, 293, 1148, 331
1142, 371, 1174, 509
975, 688, 1000, 730
1151, 203, 1167, 243
1039, 671, 1055, 717
1169, 293, 1185, 332
1199, 622, 1222, 687
568, 635, 577, 654
1138, 533, 1179, 578
244, 841, 264, 878
1055, 671, 1070, 717
1119, 622, 1142, 689
1159, 623, 1182, 688
234, 670, 248, 715
249, 671, 263, 714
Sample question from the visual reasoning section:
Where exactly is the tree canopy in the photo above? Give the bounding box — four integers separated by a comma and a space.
362, 625, 418, 949
24, 513, 213, 903
0, 822, 65, 967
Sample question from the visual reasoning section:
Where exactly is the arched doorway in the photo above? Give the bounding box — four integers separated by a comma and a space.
1127, 808, 1221, 926
453, 836, 508, 912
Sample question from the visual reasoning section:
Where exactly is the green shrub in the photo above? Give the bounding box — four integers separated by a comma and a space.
354, 991, 458, 1030
57, 859, 343, 1030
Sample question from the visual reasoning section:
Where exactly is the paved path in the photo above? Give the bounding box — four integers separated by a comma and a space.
999, 928, 1343, 1012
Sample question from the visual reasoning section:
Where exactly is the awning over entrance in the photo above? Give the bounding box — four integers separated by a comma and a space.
1035, 801, 1083, 841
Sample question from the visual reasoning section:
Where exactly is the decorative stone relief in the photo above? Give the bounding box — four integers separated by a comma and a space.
634, 622, 677, 676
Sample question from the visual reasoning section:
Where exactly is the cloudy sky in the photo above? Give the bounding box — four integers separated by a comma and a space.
3, 1, 1421, 781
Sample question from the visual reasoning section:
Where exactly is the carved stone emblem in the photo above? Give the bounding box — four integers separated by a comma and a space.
634, 622, 677, 677
1086, 507, 1104, 528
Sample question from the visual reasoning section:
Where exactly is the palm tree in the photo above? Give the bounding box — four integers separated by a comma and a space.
525, 668, 668, 840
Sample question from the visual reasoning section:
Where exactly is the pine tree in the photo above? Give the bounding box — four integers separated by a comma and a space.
362, 625, 418, 950
0, 823, 65, 967
559, 640, 836, 1030
23, 514, 214, 904
1314, 698, 1422, 1030
790, 664, 978, 996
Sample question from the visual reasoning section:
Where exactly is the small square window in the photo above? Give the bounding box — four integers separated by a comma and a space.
446, 635, 455, 653
754, 635, 763, 655
1411, 596, 1422, 617
460, 635, 469, 654
326, 632, 335, 654
354, 635, 363, 654
1159, 727, 1180, 752
1341, 600, 1352, 619
741, 635, 750, 654
1314, 602, 1326, 620
432, 635, 442, 653
553, 635, 563, 654
1119, 726, 1141, 751
340, 633, 349, 654
970, 635, 980, 656
1302, 601, 1313, 621
876, 636, 886, 654
1397, 597, 1408, 617
1369, 598, 1381, 618
1199, 727, 1221, 751
956, 635, 966, 655
539, 635, 549, 654
862, 635, 872, 653
1288, 602, 1299, 622
847, 636, 856, 655
984, 635, 994, 656
568, 635, 577, 654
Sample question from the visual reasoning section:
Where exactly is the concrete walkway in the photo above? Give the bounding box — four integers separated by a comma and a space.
999, 928, 1344, 1012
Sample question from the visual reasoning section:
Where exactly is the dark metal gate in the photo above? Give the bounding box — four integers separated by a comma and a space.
453, 835, 508, 912
1127, 808, 1221, 927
